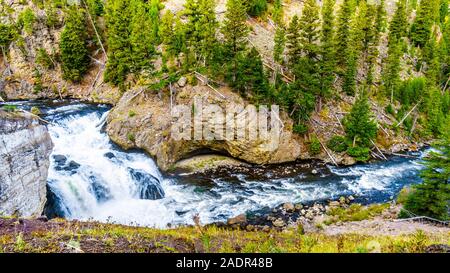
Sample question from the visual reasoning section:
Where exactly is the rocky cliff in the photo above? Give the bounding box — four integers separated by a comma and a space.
0, 110, 53, 217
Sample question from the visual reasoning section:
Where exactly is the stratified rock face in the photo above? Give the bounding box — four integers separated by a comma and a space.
0, 110, 53, 217
106, 84, 304, 171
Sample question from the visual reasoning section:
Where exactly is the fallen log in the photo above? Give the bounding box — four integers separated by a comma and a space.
396, 102, 421, 127
309, 118, 338, 167
371, 139, 388, 161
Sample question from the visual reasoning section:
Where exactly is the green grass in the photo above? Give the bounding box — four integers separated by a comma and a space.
324, 203, 390, 225
0, 217, 448, 253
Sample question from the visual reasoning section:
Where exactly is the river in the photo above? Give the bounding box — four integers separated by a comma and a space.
10, 100, 426, 228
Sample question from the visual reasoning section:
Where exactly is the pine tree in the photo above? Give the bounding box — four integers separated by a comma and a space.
440, 0, 449, 24
273, 0, 285, 63
410, 0, 440, 47
423, 29, 442, 86
184, 0, 218, 66
388, 0, 408, 47
343, 91, 378, 148
221, 0, 249, 60
336, 0, 355, 68
319, 0, 336, 101
273, 0, 283, 25
403, 119, 450, 220
382, 41, 402, 102
129, 0, 156, 74
294, 0, 321, 109
160, 10, 176, 56
273, 26, 286, 63
59, 7, 89, 82
342, 1, 366, 96
160, 11, 186, 59
382, 0, 408, 100
362, 4, 379, 89
375, 0, 387, 34
233, 47, 269, 100
366, 1, 386, 88
104, 0, 132, 87
149, 0, 163, 44
425, 86, 446, 136
286, 15, 301, 68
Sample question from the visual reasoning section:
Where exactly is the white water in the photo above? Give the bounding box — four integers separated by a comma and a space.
41, 103, 425, 228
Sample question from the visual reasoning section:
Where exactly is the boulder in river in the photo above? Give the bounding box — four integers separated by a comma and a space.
107, 85, 303, 171
88, 175, 112, 203
128, 168, 165, 200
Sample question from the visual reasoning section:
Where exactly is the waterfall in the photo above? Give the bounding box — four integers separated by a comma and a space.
9, 101, 425, 228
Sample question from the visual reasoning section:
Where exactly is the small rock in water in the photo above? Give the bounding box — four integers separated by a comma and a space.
283, 202, 295, 213
104, 152, 116, 159
348, 195, 355, 201
53, 155, 67, 165
64, 161, 81, 173
311, 169, 318, 175
128, 168, 165, 200
227, 214, 247, 225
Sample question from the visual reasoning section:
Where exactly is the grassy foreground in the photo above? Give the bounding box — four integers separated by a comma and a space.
0, 218, 448, 253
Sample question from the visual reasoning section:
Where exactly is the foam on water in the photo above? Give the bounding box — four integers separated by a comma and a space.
18, 102, 425, 228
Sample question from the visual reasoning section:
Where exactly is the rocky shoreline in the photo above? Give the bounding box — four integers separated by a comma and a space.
217, 196, 360, 232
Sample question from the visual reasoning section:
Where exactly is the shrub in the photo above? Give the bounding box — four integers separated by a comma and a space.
127, 133, 135, 142
2, 105, 17, 112
18, 8, 36, 34
327, 135, 347, 153
86, 0, 105, 16
36, 48, 54, 69
248, 0, 267, 17
293, 123, 309, 135
309, 135, 321, 155
347, 146, 371, 162
0, 24, 17, 50
396, 187, 414, 204
30, 106, 41, 116
385, 104, 395, 116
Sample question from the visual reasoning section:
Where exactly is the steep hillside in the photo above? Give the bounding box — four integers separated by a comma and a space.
1, 0, 449, 170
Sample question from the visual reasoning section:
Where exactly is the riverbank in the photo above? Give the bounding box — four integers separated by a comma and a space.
0, 214, 448, 253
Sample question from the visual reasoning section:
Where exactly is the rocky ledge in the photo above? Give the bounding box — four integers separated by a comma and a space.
0, 109, 53, 217
107, 83, 324, 172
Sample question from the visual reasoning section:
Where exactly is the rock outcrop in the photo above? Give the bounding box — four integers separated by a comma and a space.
0, 110, 53, 217
107, 84, 305, 171
0, 1, 119, 104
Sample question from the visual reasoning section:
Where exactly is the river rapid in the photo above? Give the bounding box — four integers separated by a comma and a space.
10, 100, 425, 228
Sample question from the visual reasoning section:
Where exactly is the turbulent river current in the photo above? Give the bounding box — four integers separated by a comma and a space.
12, 101, 426, 228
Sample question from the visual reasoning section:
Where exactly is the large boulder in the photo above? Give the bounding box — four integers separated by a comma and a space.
0, 110, 53, 217
106, 84, 304, 171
